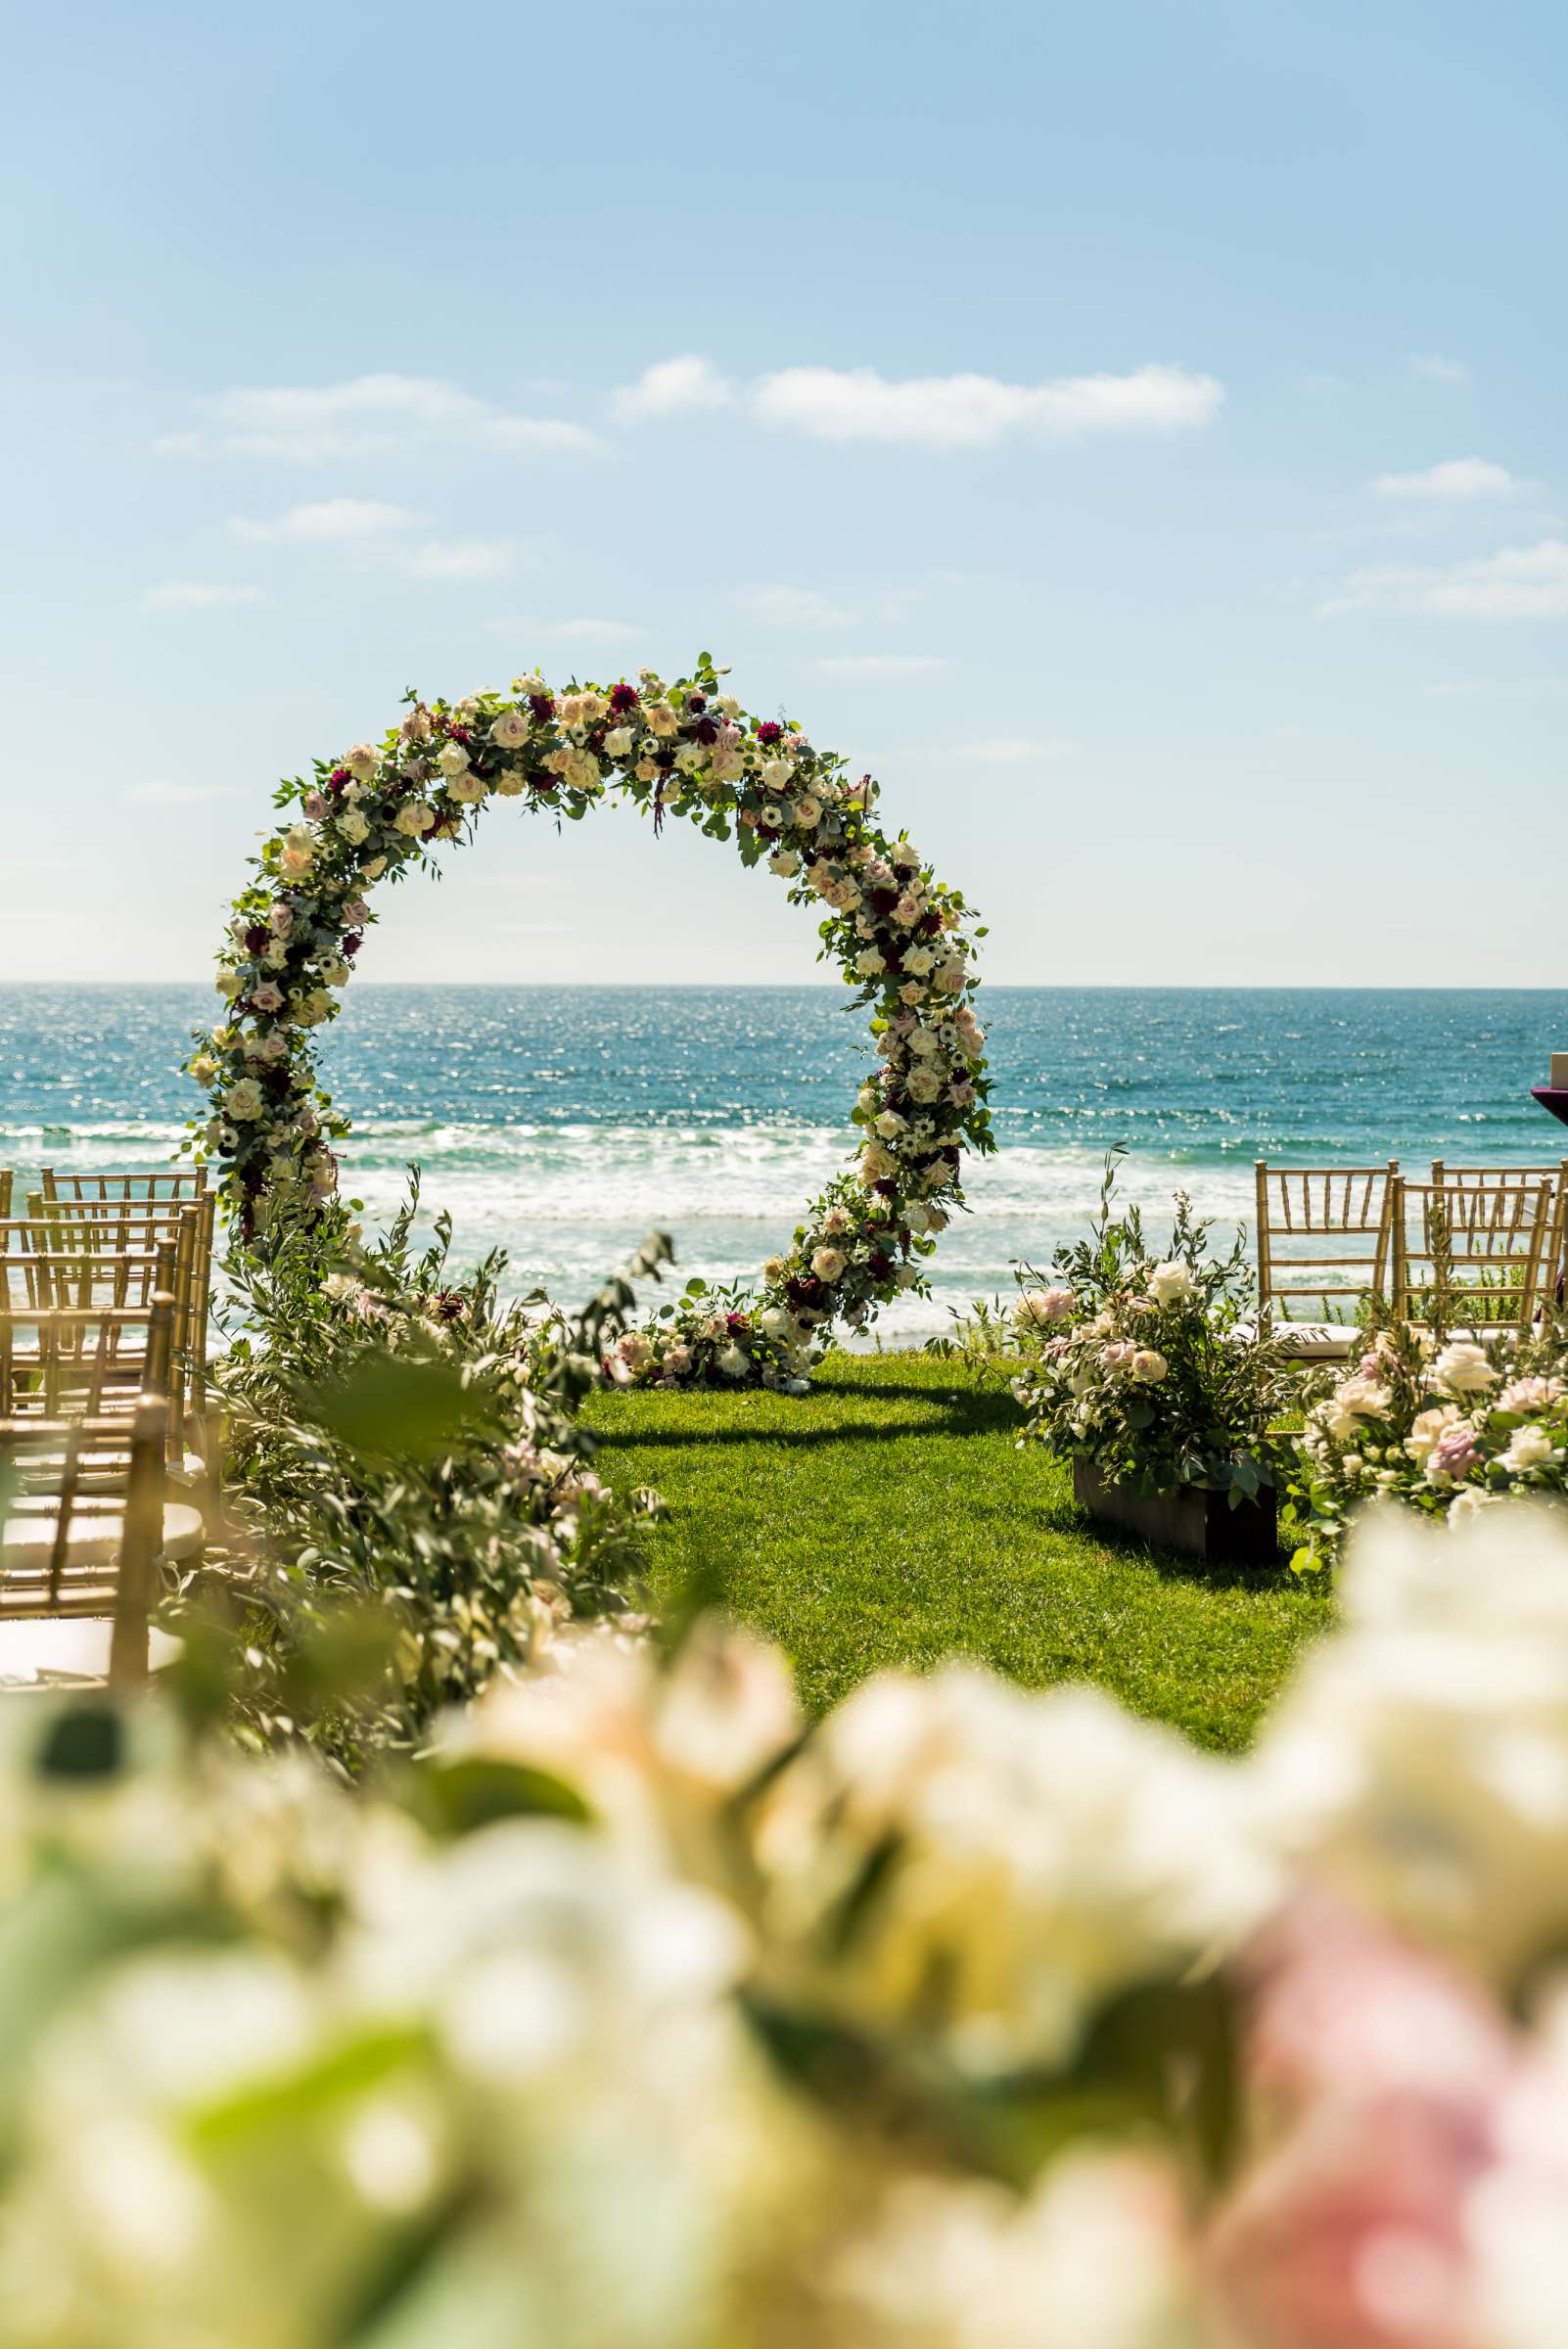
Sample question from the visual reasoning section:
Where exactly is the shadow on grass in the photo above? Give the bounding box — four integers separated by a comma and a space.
592, 1388, 1021, 1451
1067, 1512, 1308, 1595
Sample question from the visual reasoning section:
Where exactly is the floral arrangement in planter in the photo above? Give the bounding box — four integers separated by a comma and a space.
189, 654, 992, 1389
1291, 1312, 1568, 1569
1011, 1157, 1291, 1515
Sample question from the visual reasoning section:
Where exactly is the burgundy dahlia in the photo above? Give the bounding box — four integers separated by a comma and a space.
757, 720, 783, 744
528, 693, 555, 723
244, 925, 270, 955
692, 717, 719, 746
726, 1311, 750, 1334
609, 682, 640, 712
343, 933, 363, 957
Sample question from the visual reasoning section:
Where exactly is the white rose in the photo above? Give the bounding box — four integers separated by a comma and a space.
769, 850, 800, 878
1147, 1260, 1195, 1308
492, 766, 527, 797
761, 759, 794, 791
215, 968, 244, 1000
873, 1111, 905, 1141
489, 710, 530, 749
394, 801, 437, 837
1434, 1341, 1498, 1398
1404, 1404, 1459, 1463
279, 824, 314, 879
717, 1344, 750, 1381
344, 741, 381, 780
906, 1066, 943, 1104
793, 795, 822, 829
1501, 1423, 1558, 1474
646, 702, 678, 738
189, 1053, 217, 1086
1130, 1349, 1169, 1384
336, 807, 370, 846
855, 947, 887, 978
604, 726, 635, 759
224, 1077, 264, 1123
811, 1246, 848, 1283
448, 771, 487, 805
361, 856, 387, 882
437, 741, 471, 776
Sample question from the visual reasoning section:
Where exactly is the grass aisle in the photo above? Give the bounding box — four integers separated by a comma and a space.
583, 1351, 1331, 1752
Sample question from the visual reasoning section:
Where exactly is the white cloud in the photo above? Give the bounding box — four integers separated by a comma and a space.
1318, 538, 1568, 621
142, 581, 265, 610
752, 361, 1223, 448
609, 356, 1223, 450
1410, 353, 1471, 386
736, 583, 856, 628
814, 654, 947, 679
611, 355, 734, 422
231, 497, 416, 543
125, 780, 238, 805
400, 540, 513, 580
1372, 458, 1523, 502
163, 373, 604, 462
957, 737, 1077, 762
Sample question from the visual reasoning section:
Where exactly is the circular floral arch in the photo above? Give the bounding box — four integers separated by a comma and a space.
191, 654, 993, 1388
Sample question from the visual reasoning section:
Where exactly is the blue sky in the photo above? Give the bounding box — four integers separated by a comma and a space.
5, 0, 1563, 988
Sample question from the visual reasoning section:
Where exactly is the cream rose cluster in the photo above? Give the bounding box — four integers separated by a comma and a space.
193, 659, 992, 1383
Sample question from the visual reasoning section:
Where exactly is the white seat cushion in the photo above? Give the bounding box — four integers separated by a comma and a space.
0, 1500, 205, 1574
0, 1618, 182, 1688
1273, 1321, 1360, 1360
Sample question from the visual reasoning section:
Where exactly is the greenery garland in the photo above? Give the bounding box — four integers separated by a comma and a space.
191, 654, 993, 1387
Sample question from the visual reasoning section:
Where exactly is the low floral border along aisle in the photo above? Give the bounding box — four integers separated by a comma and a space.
189, 656, 992, 1389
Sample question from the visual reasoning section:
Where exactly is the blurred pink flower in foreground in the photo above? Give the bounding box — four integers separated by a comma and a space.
1207, 1892, 1518, 2349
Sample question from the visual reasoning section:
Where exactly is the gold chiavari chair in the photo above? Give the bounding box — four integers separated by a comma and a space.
0, 1172, 11, 1219
3, 1207, 204, 1458
0, 1268, 195, 1687
1432, 1160, 1568, 1298
22, 1193, 216, 1445
1254, 1161, 1400, 1361
35, 1174, 216, 1390
1393, 1174, 1556, 1336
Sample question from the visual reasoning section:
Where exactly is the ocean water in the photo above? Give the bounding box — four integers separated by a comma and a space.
3, 985, 1566, 1341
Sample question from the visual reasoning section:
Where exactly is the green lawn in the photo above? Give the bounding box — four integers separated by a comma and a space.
582, 1351, 1331, 1753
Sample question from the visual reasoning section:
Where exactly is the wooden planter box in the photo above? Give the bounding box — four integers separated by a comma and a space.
1072, 1458, 1278, 1566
